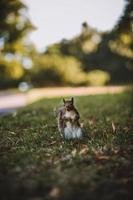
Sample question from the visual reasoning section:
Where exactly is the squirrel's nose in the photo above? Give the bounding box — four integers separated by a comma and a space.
66, 106, 72, 111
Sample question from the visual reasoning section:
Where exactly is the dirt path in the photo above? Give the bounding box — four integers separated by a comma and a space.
0, 93, 27, 109
0, 86, 128, 113
27, 86, 127, 103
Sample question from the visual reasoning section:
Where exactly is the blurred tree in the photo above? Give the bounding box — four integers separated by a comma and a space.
0, 0, 34, 52
0, 0, 35, 88
38, 2, 133, 86
0, 0, 132, 88
115, 0, 133, 34
26, 1, 133, 86
45, 22, 101, 62
31, 54, 87, 86
44, 17, 133, 85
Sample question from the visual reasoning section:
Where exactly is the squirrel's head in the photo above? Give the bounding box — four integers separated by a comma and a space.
63, 97, 74, 111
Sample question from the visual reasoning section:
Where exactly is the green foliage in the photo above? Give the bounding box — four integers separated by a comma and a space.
43, 19, 133, 86
0, 0, 34, 88
87, 70, 110, 86
0, 0, 34, 51
55, 25, 101, 57
0, 0, 133, 89
0, 91, 133, 199
31, 54, 87, 86
115, 0, 133, 34
111, 0, 133, 61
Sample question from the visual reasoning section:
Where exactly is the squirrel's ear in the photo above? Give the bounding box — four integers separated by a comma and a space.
63, 98, 65, 104
71, 97, 74, 103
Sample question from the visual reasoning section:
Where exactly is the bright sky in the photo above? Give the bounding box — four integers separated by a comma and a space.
24, 0, 125, 51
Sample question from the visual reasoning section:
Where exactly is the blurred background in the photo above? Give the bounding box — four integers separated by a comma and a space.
0, 0, 133, 111
0, 0, 133, 90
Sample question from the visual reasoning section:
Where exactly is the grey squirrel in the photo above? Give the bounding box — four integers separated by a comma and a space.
57, 97, 83, 139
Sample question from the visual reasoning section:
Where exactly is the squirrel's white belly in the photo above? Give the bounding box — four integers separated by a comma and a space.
64, 121, 83, 139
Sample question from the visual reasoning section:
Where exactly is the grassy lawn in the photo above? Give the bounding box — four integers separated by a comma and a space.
0, 91, 133, 200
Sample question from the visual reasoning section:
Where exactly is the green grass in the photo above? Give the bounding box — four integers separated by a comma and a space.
0, 91, 133, 200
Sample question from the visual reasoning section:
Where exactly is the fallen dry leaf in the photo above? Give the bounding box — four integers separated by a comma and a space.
71, 149, 77, 157
111, 121, 116, 132
88, 118, 96, 126
79, 145, 88, 155
49, 186, 60, 198
92, 150, 109, 161
47, 141, 57, 146
79, 147, 88, 155
95, 155, 109, 160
